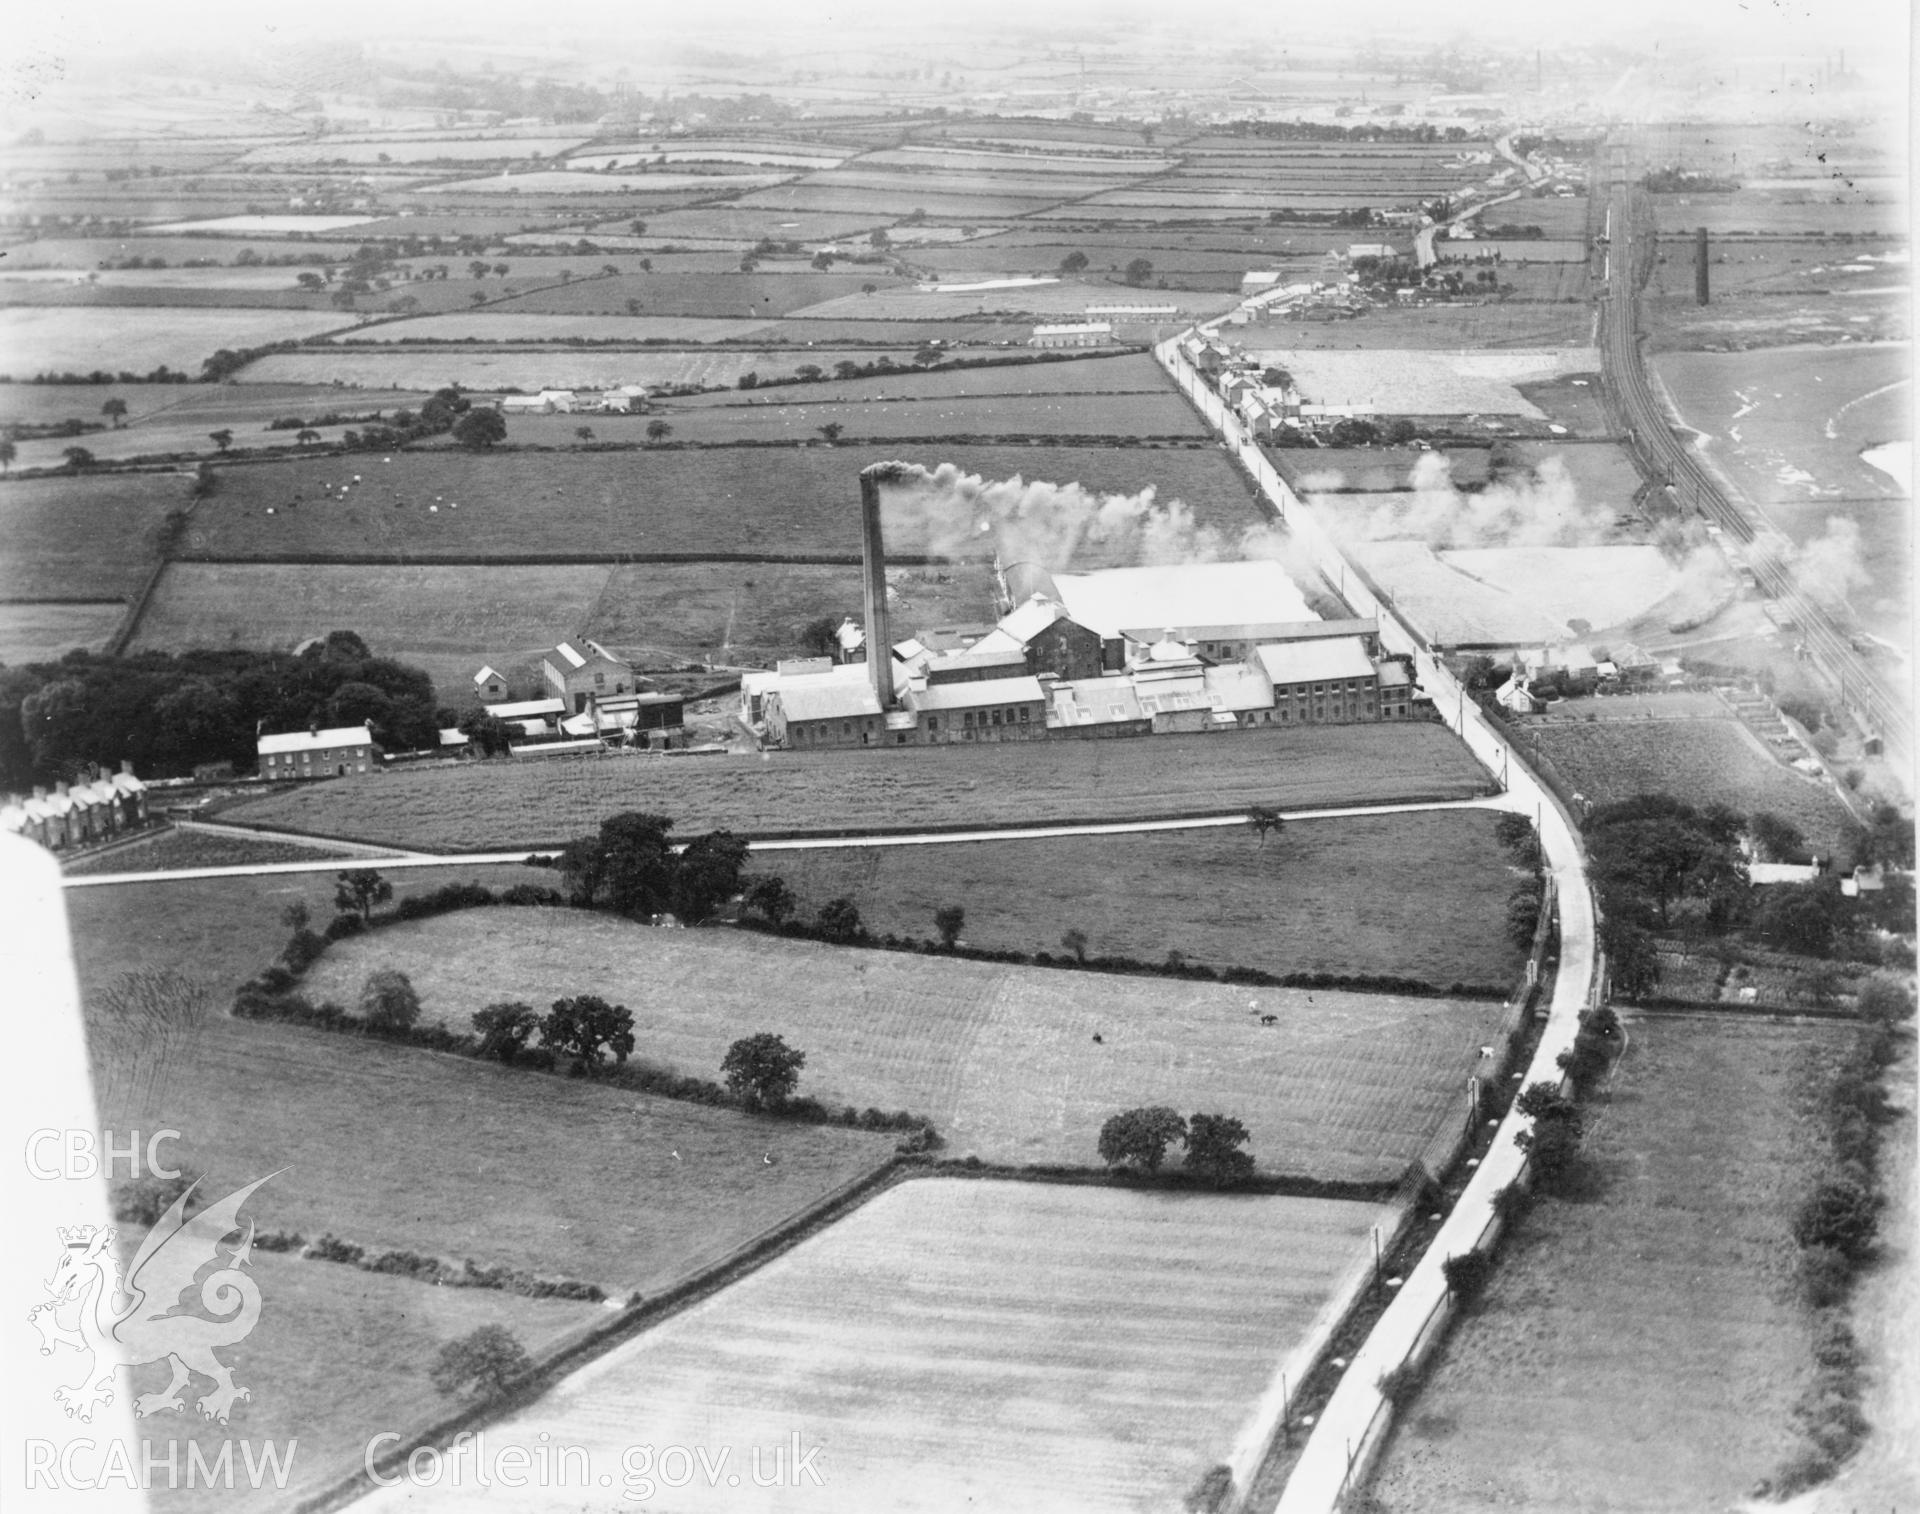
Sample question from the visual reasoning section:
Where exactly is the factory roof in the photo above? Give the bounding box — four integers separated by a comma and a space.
925, 647, 1029, 680
257, 724, 376, 755
1120, 618, 1370, 646
485, 698, 565, 720
1254, 637, 1378, 686
1052, 560, 1315, 640
769, 681, 884, 723
1050, 678, 1146, 727
908, 675, 1048, 712
1204, 663, 1277, 712
995, 594, 1073, 645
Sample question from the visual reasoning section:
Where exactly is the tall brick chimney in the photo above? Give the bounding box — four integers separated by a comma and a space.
859, 462, 908, 712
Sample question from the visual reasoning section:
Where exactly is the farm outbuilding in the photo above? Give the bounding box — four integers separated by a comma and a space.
542, 639, 637, 715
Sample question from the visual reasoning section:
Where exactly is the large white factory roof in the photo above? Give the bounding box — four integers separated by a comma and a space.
1049, 560, 1316, 640
1254, 637, 1378, 686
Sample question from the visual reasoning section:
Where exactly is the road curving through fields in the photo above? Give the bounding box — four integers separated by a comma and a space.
1157, 323, 1601, 1514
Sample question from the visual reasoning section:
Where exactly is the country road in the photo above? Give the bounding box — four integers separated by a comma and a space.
60, 795, 1525, 888
1596, 144, 1912, 769
1155, 325, 1600, 1514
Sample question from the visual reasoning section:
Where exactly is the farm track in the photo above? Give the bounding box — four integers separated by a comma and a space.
1597, 149, 1911, 766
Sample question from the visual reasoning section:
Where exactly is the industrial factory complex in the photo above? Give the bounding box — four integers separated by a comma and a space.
741, 463, 1420, 750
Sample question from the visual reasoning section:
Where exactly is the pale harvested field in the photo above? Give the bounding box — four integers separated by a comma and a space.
355, 1179, 1396, 1514
1246, 347, 1598, 416
1437, 545, 1683, 634
302, 909, 1509, 1180
221, 721, 1494, 848
1345, 540, 1570, 644
0, 307, 351, 377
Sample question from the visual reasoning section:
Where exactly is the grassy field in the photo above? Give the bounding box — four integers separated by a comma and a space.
768, 811, 1522, 989
63, 827, 362, 875
1364, 1016, 1859, 1513
0, 600, 126, 662
68, 864, 893, 1513
355, 1179, 1397, 1514
221, 722, 1494, 848
1528, 716, 1863, 859
300, 908, 1509, 1180
661, 351, 1174, 403
585, 560, 1000, 666
0, 471, 190, 600
0, 307, 351, 378
140, 1253, 596, 1514
183, 443, 1265, 561
488, 270, 914, 317
128, 561, 616, 696
510, 393, 1207, 445
232, 347, 910, 392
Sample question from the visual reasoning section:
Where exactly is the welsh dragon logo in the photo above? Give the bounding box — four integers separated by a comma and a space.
28, 1174, 276, 1425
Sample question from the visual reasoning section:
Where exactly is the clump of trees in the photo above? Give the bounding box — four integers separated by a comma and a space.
430, 1325, 530, 1398
0, 629, 443, 788
1096, 1108, 1255, 1187
555, 813, 749, 925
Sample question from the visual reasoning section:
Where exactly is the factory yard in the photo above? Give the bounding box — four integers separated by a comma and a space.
356, 1179, 1397, 1514
301, 908, 1509, 1181
217, 722, 1495, 849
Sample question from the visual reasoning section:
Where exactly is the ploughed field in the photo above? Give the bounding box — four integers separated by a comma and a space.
354, 1179, 1398, 1514
218, 722, 1495, 849
300, 908, 1511, 1182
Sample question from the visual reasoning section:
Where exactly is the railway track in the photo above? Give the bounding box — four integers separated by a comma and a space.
1597, 145, 1912, 766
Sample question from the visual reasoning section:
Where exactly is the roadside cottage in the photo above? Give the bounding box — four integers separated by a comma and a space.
257, 722, 379, 779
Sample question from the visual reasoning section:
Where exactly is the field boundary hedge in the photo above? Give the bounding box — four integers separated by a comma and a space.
291, 1155, 908, 1514
234, 883, 941, 1146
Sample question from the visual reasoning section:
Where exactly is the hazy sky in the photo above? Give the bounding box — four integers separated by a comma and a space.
12, 0, 1911, 56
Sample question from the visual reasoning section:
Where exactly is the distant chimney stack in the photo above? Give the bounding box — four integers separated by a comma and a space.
859, 462, 908, 712
1695, 226, 1710, 305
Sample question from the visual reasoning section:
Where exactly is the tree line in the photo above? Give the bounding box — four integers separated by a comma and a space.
0, 629, 441, 787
